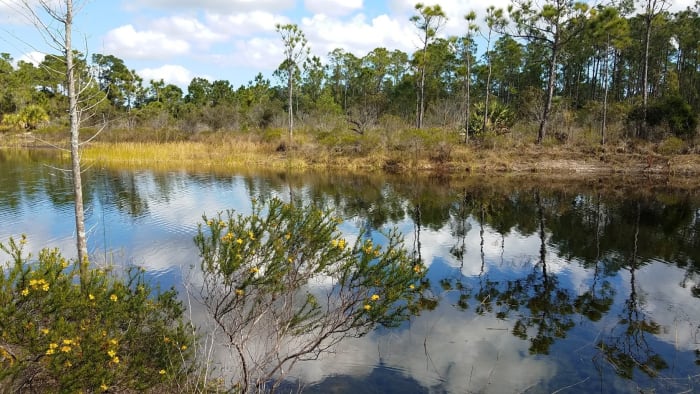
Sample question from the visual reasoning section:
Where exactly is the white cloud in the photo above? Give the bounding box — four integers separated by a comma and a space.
105, 25, 190, 60
16, 51, 45, 66
229, 37, 284, 70
302, 13, 416, 58
138, 64, 194, 86
304, 0, 363, 17
205, 11, 290, 37
150, 16, 228, 46
127, 0, 295, 13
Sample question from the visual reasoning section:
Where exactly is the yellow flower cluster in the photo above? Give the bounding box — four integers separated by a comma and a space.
249, 267, 259, 274
27, 278, 50, 292
330, 238, 347, 249
248, 231, 255, 240
370, 294, 380, 301
235, 289, 245, 296
221, 232, 235, 242
46, 343, 58, 355
413, 265, 422, 273
363, 304, 372, 311
110, 294, 118, 302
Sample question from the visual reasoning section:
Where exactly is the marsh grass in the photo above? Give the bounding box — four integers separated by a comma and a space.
5, 123, 699, 175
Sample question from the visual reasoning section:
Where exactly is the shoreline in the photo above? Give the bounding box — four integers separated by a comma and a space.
3, 138, 700, 180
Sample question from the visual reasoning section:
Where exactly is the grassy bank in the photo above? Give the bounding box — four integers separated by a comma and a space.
2, 126, 700, 176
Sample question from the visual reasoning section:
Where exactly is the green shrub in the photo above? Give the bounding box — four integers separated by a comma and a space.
0, 236, 195, 393
195, 198, 431, 391
657, 136, 685, 155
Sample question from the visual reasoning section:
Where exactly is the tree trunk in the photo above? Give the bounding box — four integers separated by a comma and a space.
483, 30, 493, 134
601, 35, 610, 145
641, 0, 653, 138
538, 44, 559, 144
464, 51, 471, 143
288, 65, 294, 144
64, 0, 88, 281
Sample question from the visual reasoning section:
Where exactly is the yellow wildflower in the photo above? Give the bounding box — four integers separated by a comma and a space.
180, 345, 187, 351
413, 265, 422, 273
60, 346, 72, 353
109, 339, 118, 346
100, 383, 108, 391
331, 239, 339, 248
60, 259, 69, 269
46, 348, 55, 355
62, 339, 74, 345
236, 238, 243, 245
409, 284, 415, 290
111, 356, 119, 364
371, 294, 380, 301
41, 328, 49, 335
88, 294, 95, 300
248, 231, 255, 240
110, 294, 118, 302
206, 219, 213, 226
107, 350, 117, 358
285, 233, 291, 240
249, 267, 259, 274
288, 257, 293, 263
20, 288, 29, 296
235, 289, 244, 296
363, 304, 372, 311
218, 221, 226, 228
163, 337, 171, 343
41, 282, 49, 292
49, 343, 58, 349
338, 239, 346, 249
159, 369, 166, 375
64, 360, 72, 367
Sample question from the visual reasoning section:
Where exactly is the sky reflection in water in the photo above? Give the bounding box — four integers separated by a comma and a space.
1, 151, 699, 393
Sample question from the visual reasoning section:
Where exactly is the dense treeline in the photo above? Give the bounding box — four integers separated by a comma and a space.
1, 0, 698, 148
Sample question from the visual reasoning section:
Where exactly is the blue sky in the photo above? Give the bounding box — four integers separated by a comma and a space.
0, 0, 695, 90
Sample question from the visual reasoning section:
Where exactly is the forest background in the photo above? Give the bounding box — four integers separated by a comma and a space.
1, 0, 699, 173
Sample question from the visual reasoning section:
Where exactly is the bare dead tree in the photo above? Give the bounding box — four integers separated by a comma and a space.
11, 0, 100, 284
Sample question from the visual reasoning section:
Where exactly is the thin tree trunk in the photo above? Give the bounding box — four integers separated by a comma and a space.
483, 30, 493, 134
538, 43, 559, 144
601, 35, 610, 145
64, 0, 88, 279
464, 51, 471, 143
642, 0, 653, 138
288, 65, 294, 144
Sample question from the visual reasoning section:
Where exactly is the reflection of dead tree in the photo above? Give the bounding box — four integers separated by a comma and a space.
574, 193, 614, 322
597, 202, 668, 379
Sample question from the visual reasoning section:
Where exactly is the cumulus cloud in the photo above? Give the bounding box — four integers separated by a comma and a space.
301, 13, 416, 58
304, 0, 363, 17
16, 51, 45, 66
126, 0, 295, 13
228, 37, 284, 70
150, 16, 228, 46
105, 24, 190, 60
138, 64, 194, 86
205, 11, 290, 37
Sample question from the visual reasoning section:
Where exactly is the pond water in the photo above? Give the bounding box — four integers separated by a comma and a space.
1, 149, 699, 393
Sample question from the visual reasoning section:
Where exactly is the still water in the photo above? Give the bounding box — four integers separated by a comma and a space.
1, 149, 699, 393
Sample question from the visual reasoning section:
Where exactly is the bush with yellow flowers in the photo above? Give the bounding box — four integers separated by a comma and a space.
195, 197, 431, 392
0, 235, 195, 392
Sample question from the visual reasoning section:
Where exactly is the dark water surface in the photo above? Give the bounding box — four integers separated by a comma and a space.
1, 149, 699, 393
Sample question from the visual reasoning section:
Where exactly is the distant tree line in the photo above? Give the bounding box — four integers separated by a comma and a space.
1, 0, 698, 145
